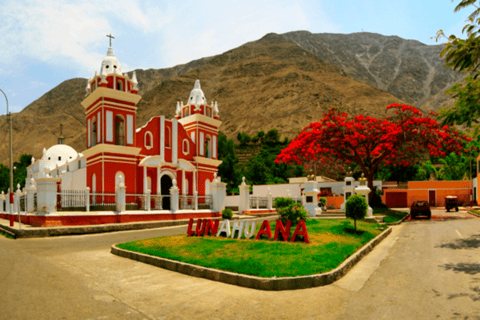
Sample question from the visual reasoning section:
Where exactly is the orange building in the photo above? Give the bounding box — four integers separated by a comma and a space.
382, 180, 473, 208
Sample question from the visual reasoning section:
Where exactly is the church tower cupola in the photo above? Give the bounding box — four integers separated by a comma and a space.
188, 80, 206, 108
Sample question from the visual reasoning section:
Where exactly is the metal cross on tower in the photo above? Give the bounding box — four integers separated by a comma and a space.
106, 33, 115, 46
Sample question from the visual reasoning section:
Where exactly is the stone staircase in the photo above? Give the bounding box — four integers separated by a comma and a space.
315, 211, 346, 219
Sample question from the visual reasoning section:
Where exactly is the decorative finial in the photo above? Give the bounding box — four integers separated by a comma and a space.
31, 156, 35, 164
173, 179, 177, 187
359, 173, 367, 186
241, 176, 246, 186
347, 167, 353, 177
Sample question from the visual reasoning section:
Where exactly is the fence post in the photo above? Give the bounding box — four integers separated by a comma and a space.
238, 177, 250, 215
0, 191, 5, 213
26, 178, 36, 213
36, 175, 60, 215
146, 189, 151, 211
170, 179, 179, 212
85, 187, 90, 212
115, 176, 126, 213
267, 188, 273, 210
210, 178, 226, 212
6, 188, 10, 214
194, 191, 198, 210
341, 170, 356, 211
14, 184, 22, 214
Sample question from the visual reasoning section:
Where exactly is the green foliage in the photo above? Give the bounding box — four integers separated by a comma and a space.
0, 154, 32, 193
375, 164, 420, 182
222, 208, 233, 219
236, 132, 251, 146
319, 197, 327, 205
217, 132, 240, 194
345, 194, 368, 231
273, 197, 296, 209
277, 203, 309, 225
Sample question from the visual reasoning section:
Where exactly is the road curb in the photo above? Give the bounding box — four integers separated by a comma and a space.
111, 226, 392, 291
0, 214, 279, 239
387, 212, 411, 225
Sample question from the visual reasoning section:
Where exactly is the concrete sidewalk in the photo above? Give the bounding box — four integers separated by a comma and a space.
0, 212, 279, 239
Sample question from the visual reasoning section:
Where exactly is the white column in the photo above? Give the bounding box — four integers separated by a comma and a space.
85, 187, 90, 212
157, 166, 161, 195
26, 179, 36, 213
238, 177, 250, 215
143, 166, 147, 193
182, 170, 186, 195
14, 184, 22, 214
115, 176, 126, 213
170, 179, 179, 212
267, 188, 273, 210
0, 191, 4, 213
193, 169, 197, 193
146, 189, 151, 211
36, 177, 60, 215
210, 179, 227, 212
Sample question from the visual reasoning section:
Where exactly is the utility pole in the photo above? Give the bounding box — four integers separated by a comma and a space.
0, 88, 15, 227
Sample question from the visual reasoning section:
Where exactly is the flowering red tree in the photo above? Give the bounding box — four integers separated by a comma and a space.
275, 104, 470, 196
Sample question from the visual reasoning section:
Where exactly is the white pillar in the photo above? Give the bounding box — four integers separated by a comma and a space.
26, 178, 36, 213
0, 191, 4, 213
170, 179, 179, 212
354, 184, 373, 217
6, 188, 10, 214
116, 176, 126, 213
146, 189, 151, 211
157, 166, 161, 195
36, 177, 60, 215
193, 169, 197, 193
303, 180, 321, 217
267, 188, 273, 210
143, 166, 147, 193
238, 177, 250, 215
210, 178, 226, 212
85, 187, 90, 212
194, 190, 198, 210
14, 184, 22, 214
182, 170, 186, 195
341, 176, 356, 211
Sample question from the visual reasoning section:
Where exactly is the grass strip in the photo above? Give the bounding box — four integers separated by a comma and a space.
373, 207, 409, 223
117, 219, 385, 278
0, 229, 15, 239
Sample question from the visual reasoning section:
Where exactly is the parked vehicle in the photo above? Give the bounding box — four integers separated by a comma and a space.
411, 201, 431, 219
445, 196, 459, 212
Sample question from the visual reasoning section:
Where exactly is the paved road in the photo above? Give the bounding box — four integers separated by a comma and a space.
1, 210, 480, 319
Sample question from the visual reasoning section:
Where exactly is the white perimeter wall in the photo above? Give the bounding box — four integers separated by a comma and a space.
253, 181, 383, 197
61, 168, 87, 191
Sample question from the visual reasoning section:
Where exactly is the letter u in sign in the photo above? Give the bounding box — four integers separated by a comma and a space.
243, 220, 257, 239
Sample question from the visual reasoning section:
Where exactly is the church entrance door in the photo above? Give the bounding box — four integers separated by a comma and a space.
161, 175, 173, 210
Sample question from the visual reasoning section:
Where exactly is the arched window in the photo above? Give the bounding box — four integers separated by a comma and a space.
206, 108, 211, 117
182, 139, 189, 155
117, 80, 123, 91
184, 107, 189, 117
145, 131, 153, 150
115, 115, 125, 146
165, 127, 171, 148
147, 177, 152, 192
91, 117, 97, 147
205, 135, 211, 158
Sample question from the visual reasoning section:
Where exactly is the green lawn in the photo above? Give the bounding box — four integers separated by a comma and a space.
117, 219, 386, 278
373, 207, 409, 223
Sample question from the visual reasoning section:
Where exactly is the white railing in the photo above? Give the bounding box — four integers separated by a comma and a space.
90, 193, 116, 209
197, 195, 213, 210
249, 196, 268, 209
179, 195, 195, 210
151, 195, 171, 210
57, 190, 87, 211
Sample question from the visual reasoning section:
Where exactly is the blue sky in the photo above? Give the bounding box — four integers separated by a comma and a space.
0, 0, 473, 115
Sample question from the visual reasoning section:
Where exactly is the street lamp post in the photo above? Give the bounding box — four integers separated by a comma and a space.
0, 88, 15, 227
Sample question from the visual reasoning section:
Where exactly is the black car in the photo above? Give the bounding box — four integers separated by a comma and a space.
411, 201, 431, 219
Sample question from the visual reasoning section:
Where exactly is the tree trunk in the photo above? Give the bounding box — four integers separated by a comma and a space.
367, 171, 376, 202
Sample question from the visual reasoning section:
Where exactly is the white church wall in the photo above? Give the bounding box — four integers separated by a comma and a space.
61, 167, 87, 191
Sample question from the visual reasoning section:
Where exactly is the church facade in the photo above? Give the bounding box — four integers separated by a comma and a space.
28, 45, 222, 210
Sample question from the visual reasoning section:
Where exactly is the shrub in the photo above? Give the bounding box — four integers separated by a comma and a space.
222, 208, 233, 219
345, 194, 368, 232
370, 190, 387, 208
277, 203, 309, 225
274, 197, 296, 209
319, 197, 327, 206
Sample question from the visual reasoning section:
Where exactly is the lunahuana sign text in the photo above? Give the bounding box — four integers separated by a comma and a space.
186, 218, 310, 243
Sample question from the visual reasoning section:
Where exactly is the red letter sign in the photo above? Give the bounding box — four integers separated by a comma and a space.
290, 220, 310, 244
274, 220, 291, 241
255, 220, 272, 240
196, 219, 207, 236
204, 219, 219, 236
186, 218, 196, 236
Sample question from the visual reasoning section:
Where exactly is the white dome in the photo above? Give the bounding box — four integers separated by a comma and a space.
188, 80, 206, 107
45, 144, 79, 169
100, 47, 122, 75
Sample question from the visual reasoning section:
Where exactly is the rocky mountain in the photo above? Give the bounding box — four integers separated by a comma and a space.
0, 31, 463, 165
282, 31, 465, 110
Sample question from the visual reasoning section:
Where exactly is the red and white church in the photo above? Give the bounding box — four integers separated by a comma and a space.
27, 44, 222, 211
